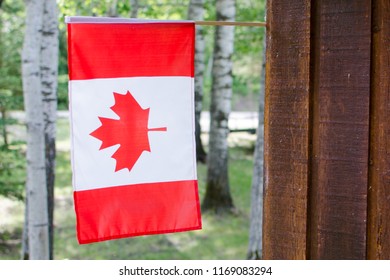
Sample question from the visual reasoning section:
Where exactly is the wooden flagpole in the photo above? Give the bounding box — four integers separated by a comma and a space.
195, 20, 266, 27
66, 17, 267, 27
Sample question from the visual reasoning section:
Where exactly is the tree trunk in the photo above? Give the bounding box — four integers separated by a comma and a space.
247, 37, 266, 260
22, 0, 49, 260
41, 0, 58, 260
188, 0, 207, 163
107, 0, 119, 17
202, 0, 235, 213
1, 107, 8, 147
130, 0, 139, 18
21, 196, 29, 259
0, 15, 6, 148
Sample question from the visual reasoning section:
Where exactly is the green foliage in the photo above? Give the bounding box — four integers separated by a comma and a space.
0, 143, 26, 201
233, 0, 266, 101
0, 70, 26, 237
0, 90, 23, 111
0, 0, 26, 200
235, 0, 266, 55
57, 75, 69, 110
0, 0, 25, 109
0, 89, 23, 146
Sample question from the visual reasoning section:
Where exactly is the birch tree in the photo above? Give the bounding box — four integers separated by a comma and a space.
107, 0, 118, 17
130, 0, 139, 18
247, 38, 265, 260
202, 0, 235, 213
41, 0, 59, 260
22, 0, 49, 259
187, 0, 207, 163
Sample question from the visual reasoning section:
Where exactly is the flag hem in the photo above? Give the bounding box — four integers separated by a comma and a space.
78, 225, 202, 245
74, 180, 202, 244
65, 16, 194, 25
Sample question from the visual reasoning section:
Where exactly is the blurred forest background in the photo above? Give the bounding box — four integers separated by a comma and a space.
0, 0, 265, 260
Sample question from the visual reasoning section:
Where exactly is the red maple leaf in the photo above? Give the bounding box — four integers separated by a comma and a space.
90, 91, 167, 172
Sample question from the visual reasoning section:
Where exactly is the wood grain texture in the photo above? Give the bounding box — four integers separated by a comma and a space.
263, 0, 311, 259
367, 0, 390, 260
310, 0, 371, 259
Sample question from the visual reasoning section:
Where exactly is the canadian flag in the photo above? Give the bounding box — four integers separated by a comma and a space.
66, 16, 201, 244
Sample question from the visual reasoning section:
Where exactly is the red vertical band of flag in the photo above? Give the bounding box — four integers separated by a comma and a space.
68, 23, 195, 80
67, 19, 201, 244
74, 180, 201, 244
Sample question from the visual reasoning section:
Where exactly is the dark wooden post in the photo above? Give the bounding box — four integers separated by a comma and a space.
367, 0, 390, 260
263, 0, 311, 259
263, 0, 390, 259
309, 0, 371, 260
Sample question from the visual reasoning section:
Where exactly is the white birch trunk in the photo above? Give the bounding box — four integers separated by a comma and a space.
107, 0, 119, 17
22, 0, 49, 260
130, 0, 139, 18
41, 0, 58, 260
203, 0, 235, 213
247, 38, 266, 259
188, 0, 207, 163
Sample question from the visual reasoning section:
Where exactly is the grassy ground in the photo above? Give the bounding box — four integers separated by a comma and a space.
0, 118, 256, 260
